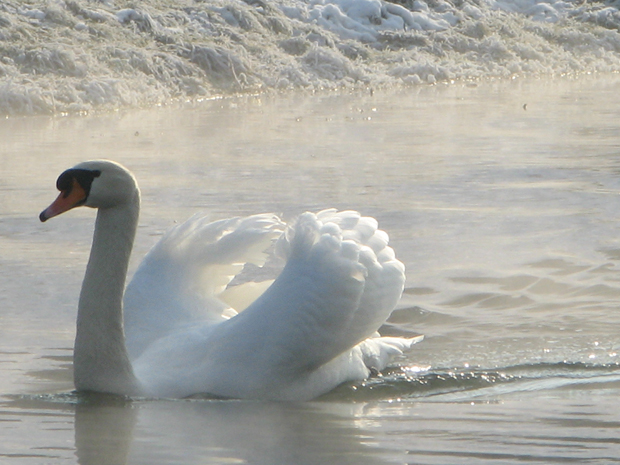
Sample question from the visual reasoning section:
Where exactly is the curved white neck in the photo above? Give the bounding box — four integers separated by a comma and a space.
74, 192, 143, 396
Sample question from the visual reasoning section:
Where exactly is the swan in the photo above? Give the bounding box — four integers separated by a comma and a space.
39, 160, 422, 400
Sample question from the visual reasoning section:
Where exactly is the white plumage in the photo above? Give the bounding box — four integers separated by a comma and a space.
40, 160, 422, 400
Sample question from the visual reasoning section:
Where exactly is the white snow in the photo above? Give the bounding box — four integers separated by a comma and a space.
1, 0, 619, 115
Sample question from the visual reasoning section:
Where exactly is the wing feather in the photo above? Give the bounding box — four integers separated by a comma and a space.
127, 209, 415, 400
198, 211, 406, 385
123, 213, 283, 359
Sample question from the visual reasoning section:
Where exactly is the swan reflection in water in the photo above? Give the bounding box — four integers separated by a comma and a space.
73, 394, 386, 465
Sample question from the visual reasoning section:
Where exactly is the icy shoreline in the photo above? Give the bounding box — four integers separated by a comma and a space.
1, 0, 620, 115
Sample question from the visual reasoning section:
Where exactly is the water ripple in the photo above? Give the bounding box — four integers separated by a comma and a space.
328, 361, 620, 402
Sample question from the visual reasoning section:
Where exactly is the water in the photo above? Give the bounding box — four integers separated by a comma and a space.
1, 76, 620, 463
2, 0, 620, 461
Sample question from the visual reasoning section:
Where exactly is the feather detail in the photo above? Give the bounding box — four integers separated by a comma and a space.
124, 214, 283, 359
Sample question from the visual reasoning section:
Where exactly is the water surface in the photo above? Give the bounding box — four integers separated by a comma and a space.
1, 76, 620, 463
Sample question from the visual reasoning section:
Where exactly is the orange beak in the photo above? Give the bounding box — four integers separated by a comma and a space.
39, 178, 87, 222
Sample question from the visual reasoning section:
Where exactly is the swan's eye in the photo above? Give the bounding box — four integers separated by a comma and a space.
56, 169, 101, 201
56, 171, 75, 198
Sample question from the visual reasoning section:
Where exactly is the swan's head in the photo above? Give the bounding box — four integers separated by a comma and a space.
40, 160, 139, 222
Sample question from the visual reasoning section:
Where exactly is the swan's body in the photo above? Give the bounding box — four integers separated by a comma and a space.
40, 160, 421, 400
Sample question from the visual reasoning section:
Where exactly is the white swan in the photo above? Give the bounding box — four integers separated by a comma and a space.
40, 160, 422, 400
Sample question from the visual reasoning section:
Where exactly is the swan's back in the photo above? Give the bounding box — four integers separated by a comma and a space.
127, 209, 416, 400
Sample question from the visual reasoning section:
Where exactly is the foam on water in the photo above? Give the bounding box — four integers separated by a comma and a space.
1, 0, 620, 115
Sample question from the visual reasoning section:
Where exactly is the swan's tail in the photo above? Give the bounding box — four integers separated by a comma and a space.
359, 334, 424, 373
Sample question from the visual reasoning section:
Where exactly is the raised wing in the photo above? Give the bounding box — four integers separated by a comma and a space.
123, 213, 283, 359
196, 210, 407, 392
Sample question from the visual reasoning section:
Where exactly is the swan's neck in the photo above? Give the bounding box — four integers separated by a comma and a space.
74, 193, 143, 396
